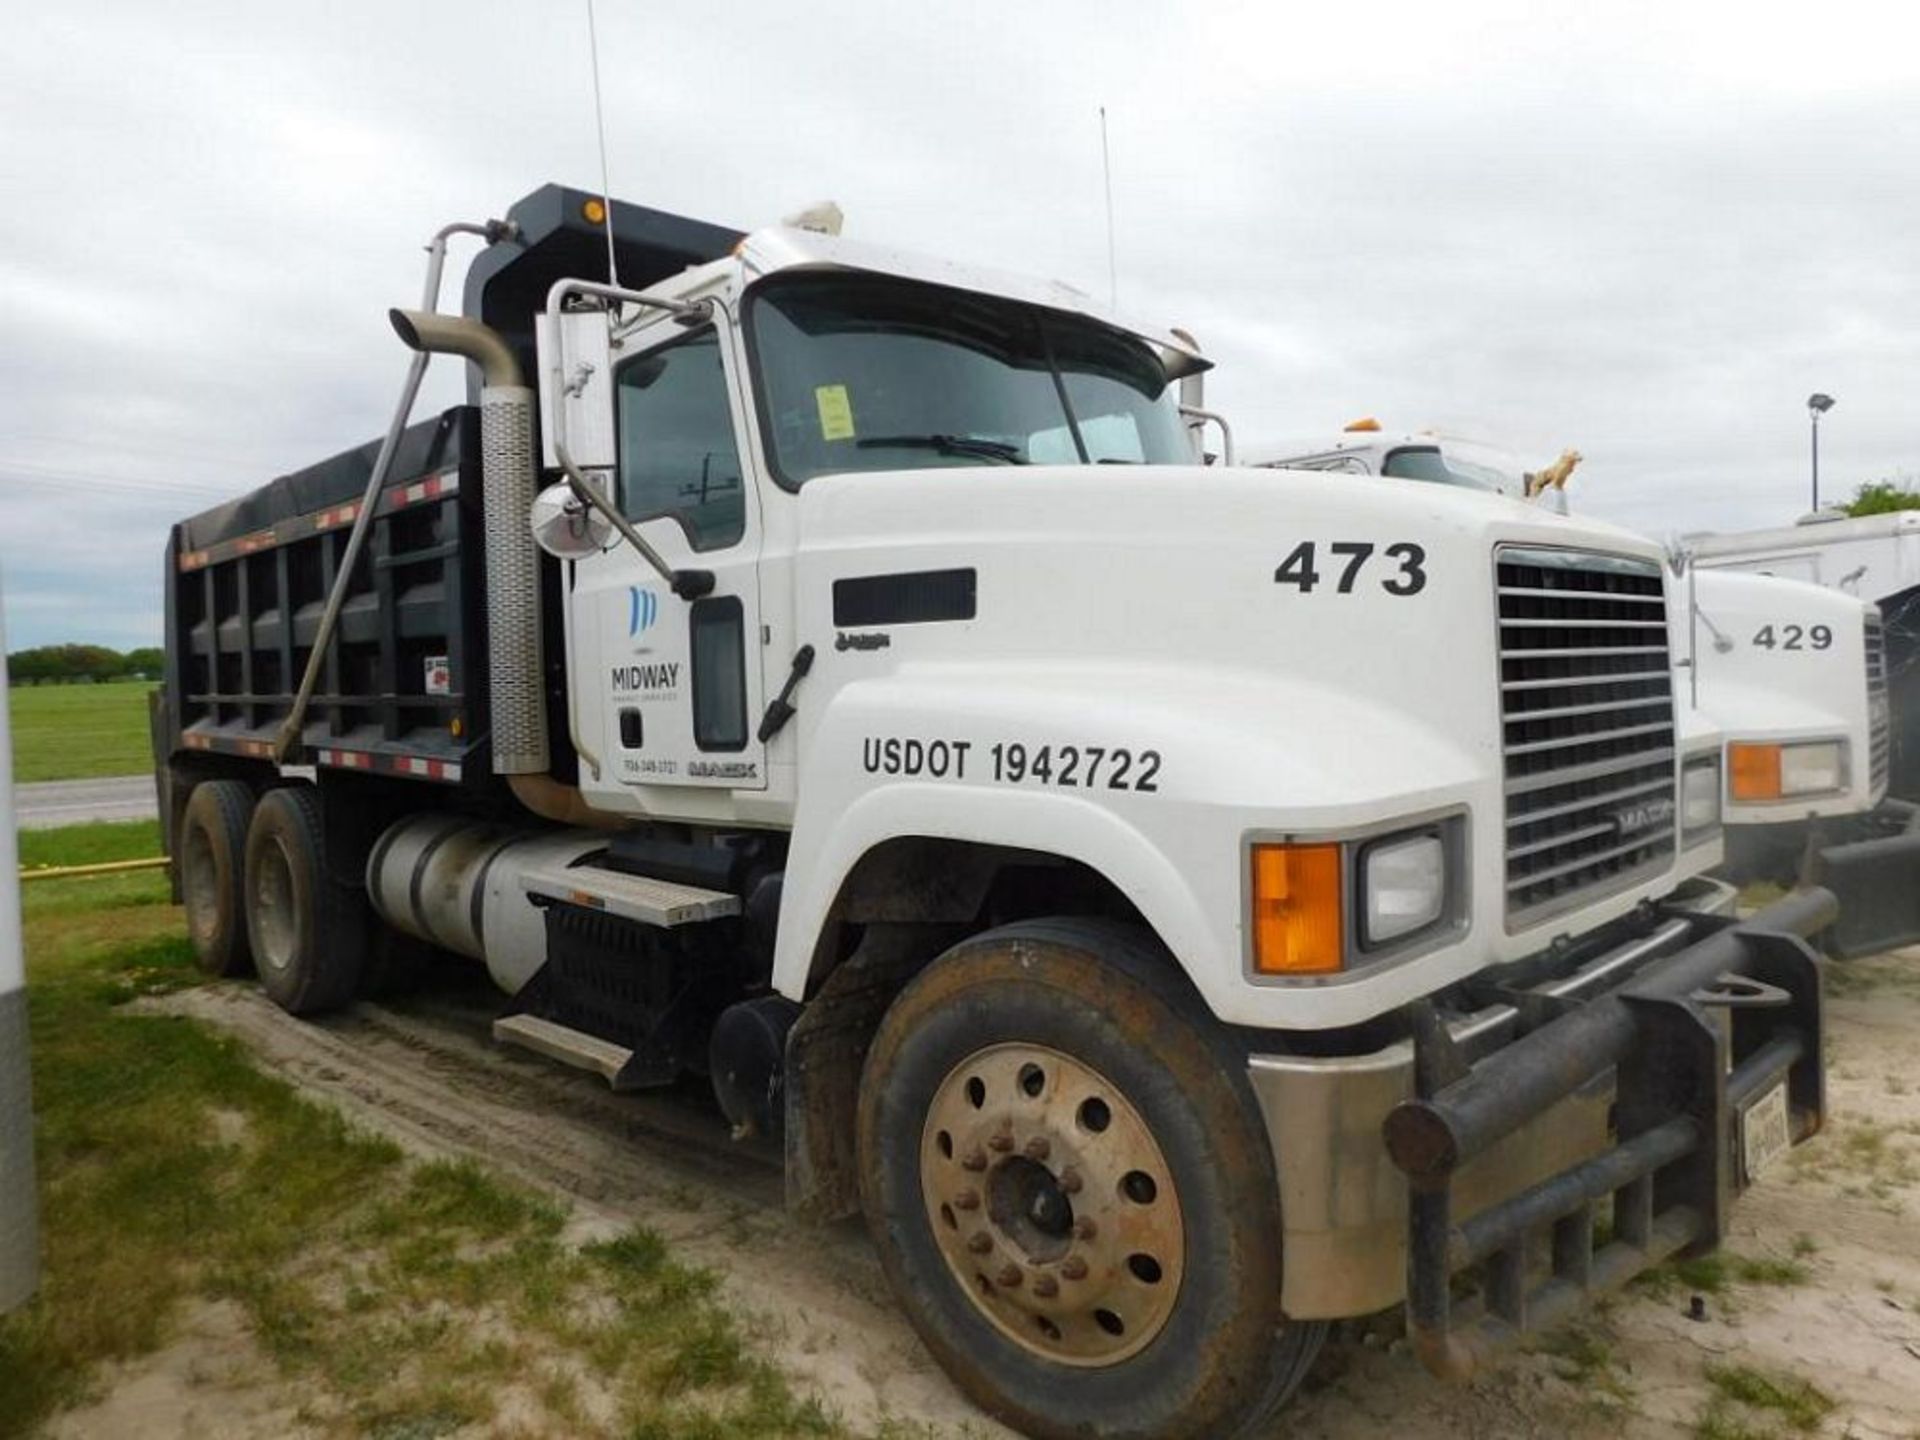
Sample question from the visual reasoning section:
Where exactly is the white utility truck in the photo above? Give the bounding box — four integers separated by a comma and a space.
1258, 427, 1916, 951
155, 187, 1833, 1440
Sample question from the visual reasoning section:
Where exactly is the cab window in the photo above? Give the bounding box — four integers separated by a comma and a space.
615, 328, 746, 550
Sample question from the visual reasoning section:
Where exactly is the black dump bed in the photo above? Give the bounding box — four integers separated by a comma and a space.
161, 408, 487, 782
154, 183, 742, 789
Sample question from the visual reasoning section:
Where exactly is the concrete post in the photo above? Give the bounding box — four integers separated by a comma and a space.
0, 571, 40, 1312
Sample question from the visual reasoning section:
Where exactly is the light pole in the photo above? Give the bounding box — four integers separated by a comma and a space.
1808, 392, 1836, 511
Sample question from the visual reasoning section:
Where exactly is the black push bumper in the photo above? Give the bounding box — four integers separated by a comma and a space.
1381, 889, 1831, 1379
1810, 798, 1920, 959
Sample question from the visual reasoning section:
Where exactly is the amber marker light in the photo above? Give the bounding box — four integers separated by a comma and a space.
582, 197, 608, 224
1250, 843, 1344, 976
1728, 743, 1783, 802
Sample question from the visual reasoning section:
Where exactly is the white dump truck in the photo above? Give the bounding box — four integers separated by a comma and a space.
1257, 427, 1916, 953
1685, 507, 1920, 953
154, 187, 1834, 1440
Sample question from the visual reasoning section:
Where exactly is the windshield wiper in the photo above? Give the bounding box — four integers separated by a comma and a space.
855, 433, 1026, 464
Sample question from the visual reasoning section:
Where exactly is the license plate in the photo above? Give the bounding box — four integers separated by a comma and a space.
1740, 1082, 1792, 1183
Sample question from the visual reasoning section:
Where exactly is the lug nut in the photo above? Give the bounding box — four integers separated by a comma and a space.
988, 1130, 1015, 1154
1072, 1217, 1098, 1241
997, 1264, 1023, 1288
954, 1188, 981, 1211
1058, 1166, 1083, 1195
1033, 1274, 1059, 1299
961, 1147, 988, 1172
1023, 1136, 1051, 1161
968, 1232, 993, 1255
1061, 1256, 1089, 1281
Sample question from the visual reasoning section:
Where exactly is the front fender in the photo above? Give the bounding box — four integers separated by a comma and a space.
772, 660, 1490, 1028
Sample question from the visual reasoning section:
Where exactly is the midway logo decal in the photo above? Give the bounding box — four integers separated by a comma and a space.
611, 662, 680, 695
628, 586, 660, 636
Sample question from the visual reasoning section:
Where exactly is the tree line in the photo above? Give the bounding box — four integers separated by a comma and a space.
6, 644, 164, 684
1844, 479, 1920, 517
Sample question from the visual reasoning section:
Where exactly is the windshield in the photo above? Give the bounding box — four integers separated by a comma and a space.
1380, 446, 1505, 492
747, 273, 1193, 486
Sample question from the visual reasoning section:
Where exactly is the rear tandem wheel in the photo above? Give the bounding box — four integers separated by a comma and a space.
242, 784, 368, 1016
180, 778, 255, 977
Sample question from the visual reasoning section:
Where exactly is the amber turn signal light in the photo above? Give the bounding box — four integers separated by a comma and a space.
1250, 843, 1344, 975
1728, 743, 1783, 802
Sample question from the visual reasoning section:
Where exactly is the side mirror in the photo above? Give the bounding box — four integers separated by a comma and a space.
529, 480, 614, 560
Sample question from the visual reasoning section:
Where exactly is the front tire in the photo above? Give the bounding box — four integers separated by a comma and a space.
857, 919, 1325, 1440
243, 785, 367, 1016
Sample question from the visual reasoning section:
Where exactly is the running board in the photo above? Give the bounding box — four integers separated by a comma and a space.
493, 1012, 639, 1088
520, 865, 740, 927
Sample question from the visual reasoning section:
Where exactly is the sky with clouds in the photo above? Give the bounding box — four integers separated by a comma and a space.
2, 0, 1914, 649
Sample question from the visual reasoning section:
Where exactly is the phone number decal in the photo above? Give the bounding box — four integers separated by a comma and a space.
861, 737, 1161, 792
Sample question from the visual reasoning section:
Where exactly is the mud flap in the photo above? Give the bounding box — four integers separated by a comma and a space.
1810, 800, 1920, 959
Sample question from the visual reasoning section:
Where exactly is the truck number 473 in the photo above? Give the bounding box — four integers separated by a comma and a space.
1274, 541, 1428, 596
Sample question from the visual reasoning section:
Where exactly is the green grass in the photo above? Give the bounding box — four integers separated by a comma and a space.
0, 879, 851, 1438
1695, 1363, 1835, 1438
6, 680, 156, 783
16, 819, 161, 872
1636, 1249, 1812, 1300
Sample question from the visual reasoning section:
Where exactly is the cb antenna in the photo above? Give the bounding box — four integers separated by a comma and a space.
585, 0, 620, 288
1099, 105, 1118, 308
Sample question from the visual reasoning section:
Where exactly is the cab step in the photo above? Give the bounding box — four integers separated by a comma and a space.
493, 1012, 643, 1088
520, 865, 740, 927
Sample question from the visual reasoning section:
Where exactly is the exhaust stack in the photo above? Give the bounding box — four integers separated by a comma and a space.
390, 310, 547, 779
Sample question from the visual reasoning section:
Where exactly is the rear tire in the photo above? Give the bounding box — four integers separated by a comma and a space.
857, 918, 1325, 1440
180, 779, 254, 977
243, 785, 367, 1016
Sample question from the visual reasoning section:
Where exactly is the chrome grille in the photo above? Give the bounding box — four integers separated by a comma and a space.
1498, 548, 1678, 930
1866, 613, 1890, 794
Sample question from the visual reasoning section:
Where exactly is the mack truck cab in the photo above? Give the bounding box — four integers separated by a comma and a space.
155, 187, 1834, 1440
1255, 426, 1917, 955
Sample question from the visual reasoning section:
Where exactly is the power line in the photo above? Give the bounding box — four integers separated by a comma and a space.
0, 462, 231, 501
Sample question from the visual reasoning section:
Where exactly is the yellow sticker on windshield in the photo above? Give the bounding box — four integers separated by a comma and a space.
815, 384, 855, 441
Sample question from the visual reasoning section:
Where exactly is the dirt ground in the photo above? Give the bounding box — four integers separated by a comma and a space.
54, 947, 1920, 1440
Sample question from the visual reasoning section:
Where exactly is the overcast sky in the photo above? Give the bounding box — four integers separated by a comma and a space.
2, 0, 1914, 649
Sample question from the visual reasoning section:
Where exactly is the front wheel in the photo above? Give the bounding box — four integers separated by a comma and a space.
857, 919, 1325, 1440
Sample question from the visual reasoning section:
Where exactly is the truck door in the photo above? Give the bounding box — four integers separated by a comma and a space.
572, 316, 767, 805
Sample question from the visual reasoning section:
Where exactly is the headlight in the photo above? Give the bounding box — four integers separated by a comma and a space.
1782, 741, 1845, 796
1361, 832, 1446, 946
1728, 740, 1847, 802
1682, 755, 1721, 837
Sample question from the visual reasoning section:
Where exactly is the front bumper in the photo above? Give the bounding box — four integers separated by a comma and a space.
1248, 889, 1830, 1376
1809, 798, 1920, 958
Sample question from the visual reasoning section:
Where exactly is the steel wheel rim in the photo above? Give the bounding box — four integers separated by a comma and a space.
920, 1042, 1185, 1366
252, 837, 298, 975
